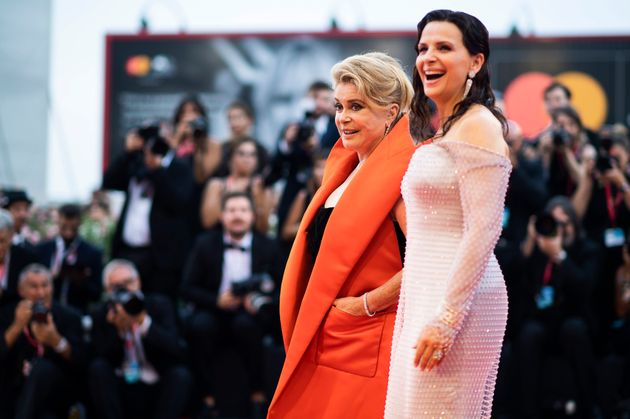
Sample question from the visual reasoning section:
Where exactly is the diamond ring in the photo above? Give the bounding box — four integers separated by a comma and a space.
433, 350, 444, 361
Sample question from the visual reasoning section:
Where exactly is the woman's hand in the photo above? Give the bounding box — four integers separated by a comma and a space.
413, 324, 453, 372
332, 296, 365, 316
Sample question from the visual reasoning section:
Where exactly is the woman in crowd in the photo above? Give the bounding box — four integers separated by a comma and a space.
171, 95, 221, 181
267, 52, 415, 418
385, 10, 511, 418
200, 137, 273, 233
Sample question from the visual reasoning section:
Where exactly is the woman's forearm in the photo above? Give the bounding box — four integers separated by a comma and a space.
366, 270, 402, 312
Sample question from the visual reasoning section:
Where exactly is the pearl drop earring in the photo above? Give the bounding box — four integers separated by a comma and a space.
463, 70, 475, 99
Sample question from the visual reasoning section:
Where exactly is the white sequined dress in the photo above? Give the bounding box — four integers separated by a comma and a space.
385, 140, 512, 418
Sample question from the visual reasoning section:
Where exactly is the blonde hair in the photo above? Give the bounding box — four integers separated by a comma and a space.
331, 52, 413, 114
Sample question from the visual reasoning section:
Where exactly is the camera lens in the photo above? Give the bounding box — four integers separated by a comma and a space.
535, 212, 559, 237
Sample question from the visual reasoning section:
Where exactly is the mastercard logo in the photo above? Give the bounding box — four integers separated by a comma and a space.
504, 71, 607, 138
125, 54, 176, 78
125, 55, 152, 77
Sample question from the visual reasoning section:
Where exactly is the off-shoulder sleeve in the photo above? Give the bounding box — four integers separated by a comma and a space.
427, 141, 512, 349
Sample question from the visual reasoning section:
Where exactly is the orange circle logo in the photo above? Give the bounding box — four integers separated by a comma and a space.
125, 55, 151, 77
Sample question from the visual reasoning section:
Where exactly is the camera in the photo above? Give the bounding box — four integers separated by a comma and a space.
552, 129, 571, 147
136, 120, 170, 157
231, 273, 274, 298
596, 155, 614, 173
601, 137, 613, 153
108, 286, 145, 316
189, 116, 209, 140
295, 111, 316, 145
31, 301, 49, 323
535, 212, 559, 237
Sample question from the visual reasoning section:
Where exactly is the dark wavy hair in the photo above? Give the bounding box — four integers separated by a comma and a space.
173, 95, 207, 126
410, 9, 507, 142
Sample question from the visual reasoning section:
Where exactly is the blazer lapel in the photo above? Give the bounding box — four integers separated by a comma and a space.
278, 144, 358, 345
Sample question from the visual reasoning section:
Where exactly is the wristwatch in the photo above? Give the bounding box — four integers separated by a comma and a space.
555, 250, 567, 263
54, 337, 69, 353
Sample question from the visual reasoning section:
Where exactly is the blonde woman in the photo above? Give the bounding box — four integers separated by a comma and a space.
267, 52, 415, 418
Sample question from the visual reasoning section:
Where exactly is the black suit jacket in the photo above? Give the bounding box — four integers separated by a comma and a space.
180, 229, 279, 311
0, 245, 40, 307
0, 301, 86, 391
319, 115, 340, 150
90, 294, 187, 374
34, 238, 103, 313
102, 151, 194, 271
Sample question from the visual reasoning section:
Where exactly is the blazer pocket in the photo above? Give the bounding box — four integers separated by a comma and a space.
316, 306, 386, 377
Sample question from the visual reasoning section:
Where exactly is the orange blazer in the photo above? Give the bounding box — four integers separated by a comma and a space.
268, 114, 416, 419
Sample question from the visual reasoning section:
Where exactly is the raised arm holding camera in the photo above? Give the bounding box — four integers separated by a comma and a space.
102, 120, 194, 297
539, 106, 595, 197
0, 264, 85, 419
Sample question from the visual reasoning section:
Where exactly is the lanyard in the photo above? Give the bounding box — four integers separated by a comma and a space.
542, 260, 554, 286
604, 184, 623, 226
23, 327, 44, 357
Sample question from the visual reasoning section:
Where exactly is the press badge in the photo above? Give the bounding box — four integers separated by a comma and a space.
604, 228, 625, 248
502, 208, 510, 229
535, 286, 554, 310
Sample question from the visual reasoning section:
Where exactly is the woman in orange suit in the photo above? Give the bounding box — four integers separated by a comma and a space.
267, 52, 416, 418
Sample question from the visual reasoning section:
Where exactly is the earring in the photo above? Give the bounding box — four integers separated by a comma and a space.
463, 70, 475, 99
384, 123, 391, 136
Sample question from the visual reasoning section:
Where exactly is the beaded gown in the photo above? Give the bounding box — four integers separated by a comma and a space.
385, 140, 512, 418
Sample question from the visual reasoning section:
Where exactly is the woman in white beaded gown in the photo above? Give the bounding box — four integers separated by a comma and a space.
385, 10, 511, 418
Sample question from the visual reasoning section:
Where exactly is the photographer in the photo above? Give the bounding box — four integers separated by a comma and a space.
182, 191, 279, 418
572, 134, 630, 330
34, 203, 102, 314
88, 259, 192, 419
102, 121, 193, 297
266, 82, 337, 235
171, 96, 222, 238
515, 197, 600, 418
200, 137, 273, 233
171, 95, 221, 183
539, 106, 594, 197
0, 264, 86, 419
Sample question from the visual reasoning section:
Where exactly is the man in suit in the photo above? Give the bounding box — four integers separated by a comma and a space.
35, 204, 102, 314
88, 259, 192, 419
0, 189, 35, 251
0, 210, 40, 308
181, 191, 279, 418
102, 124, 193, 297
0, 263, 86, 419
